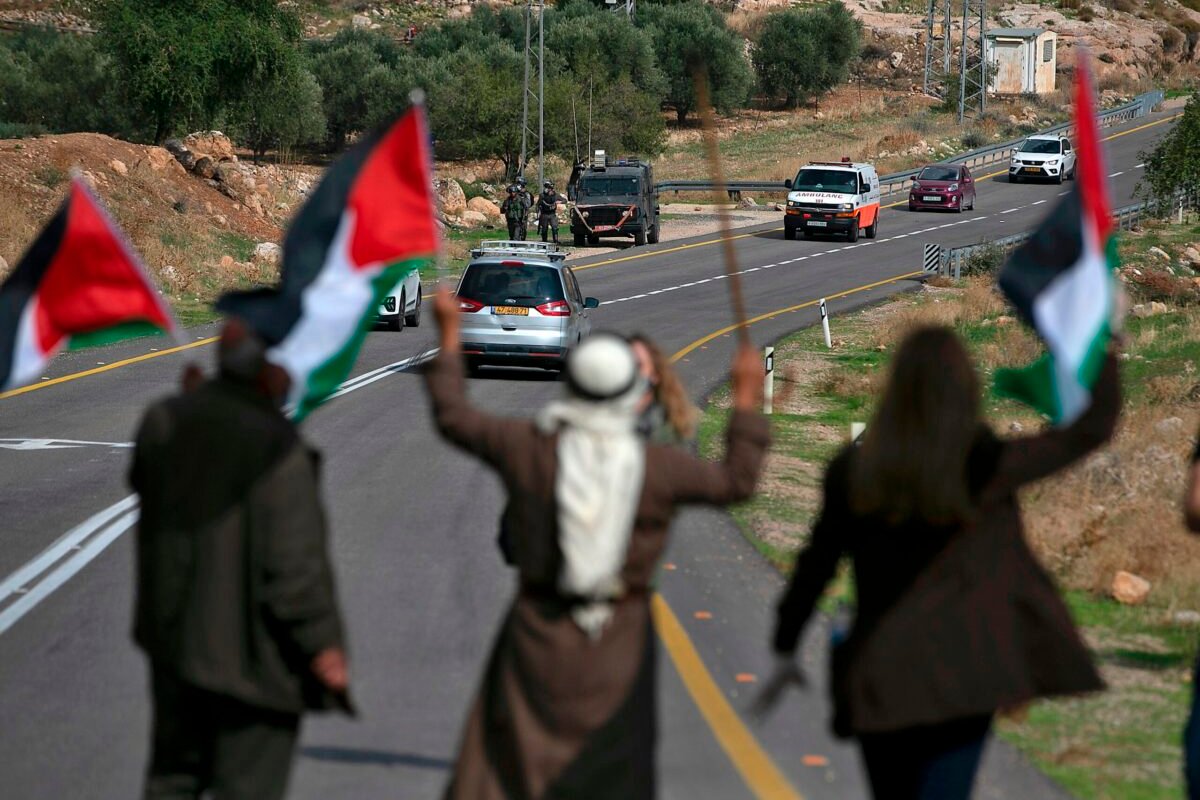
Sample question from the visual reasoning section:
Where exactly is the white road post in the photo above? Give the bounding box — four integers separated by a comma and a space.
820, 298, 832, 349
763, 346, 775, 415
850, 422, 866, 443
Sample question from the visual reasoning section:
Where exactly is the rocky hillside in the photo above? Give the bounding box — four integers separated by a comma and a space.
0, 131, 318, 316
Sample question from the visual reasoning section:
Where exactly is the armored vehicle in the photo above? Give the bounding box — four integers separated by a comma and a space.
567, 150, 660, 247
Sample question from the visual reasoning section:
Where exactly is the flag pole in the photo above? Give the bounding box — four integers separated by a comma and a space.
410, 88, 446, 290
691, 67, 749, 347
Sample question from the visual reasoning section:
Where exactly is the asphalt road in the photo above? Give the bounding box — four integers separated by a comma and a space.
0, 109, 1177, 800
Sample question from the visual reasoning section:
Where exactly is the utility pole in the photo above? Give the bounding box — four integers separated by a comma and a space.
957, 0, 987, 123
519, 0, 545, 184
922, 0, 953, 97
923, 0, 987, 122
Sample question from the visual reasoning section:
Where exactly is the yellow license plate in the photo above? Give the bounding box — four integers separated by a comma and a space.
1024, 166, 1041, 173
492, 306, 529, 316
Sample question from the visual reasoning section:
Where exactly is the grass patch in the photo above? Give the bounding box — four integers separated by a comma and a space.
695, 213, 1200, 796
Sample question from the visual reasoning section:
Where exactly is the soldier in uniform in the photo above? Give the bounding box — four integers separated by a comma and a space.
536, 180, 565, 244
516, 177, 533, 240
500, 186, 527, 241
130, 319, 351, 800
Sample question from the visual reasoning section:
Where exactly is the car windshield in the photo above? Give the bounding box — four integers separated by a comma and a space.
918, 166, 959, 181
1019, 139, 1062, 154
579, 177, 641, 197
458, 263, 565, 307
790, 168, 857, 194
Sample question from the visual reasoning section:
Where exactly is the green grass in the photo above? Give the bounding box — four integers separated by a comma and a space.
215, 231, 256, 263
998, 592, 1196, 799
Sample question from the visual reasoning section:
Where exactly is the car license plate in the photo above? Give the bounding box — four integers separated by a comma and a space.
1024, 166, 1041, 173
492, 306, 529, 316
923, 195, 941, 202
807, 220, 827, 228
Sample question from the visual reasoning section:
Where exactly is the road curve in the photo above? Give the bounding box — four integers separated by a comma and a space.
0, 108, 1176, 799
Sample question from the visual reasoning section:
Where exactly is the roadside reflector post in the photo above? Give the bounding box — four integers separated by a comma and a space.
923, 243, 942, 275
820, 298, 832, 349
763, 346, 775, 415
851, 422, 866, 443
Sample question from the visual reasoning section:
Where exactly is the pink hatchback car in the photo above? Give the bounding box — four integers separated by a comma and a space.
908, 164, 977, 213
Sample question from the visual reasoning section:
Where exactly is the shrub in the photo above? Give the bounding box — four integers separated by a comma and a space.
961, 130, 988, 149
959, 244, 1006, 277
1078, 5, 1096, 22
98, 0, 304, 142
753, 2, 862, 109
1140, 93, 1200, 203
637, 0, 754, 122
227, 55, 326, 161
0, 28, 132, 137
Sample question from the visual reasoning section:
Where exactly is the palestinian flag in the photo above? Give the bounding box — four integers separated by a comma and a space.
995, 55, 1116, 425
217, 99, 439, 420
0, 179, 178, 391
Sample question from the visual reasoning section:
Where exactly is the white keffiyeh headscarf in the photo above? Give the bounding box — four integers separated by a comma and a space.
536, 335, 647, 640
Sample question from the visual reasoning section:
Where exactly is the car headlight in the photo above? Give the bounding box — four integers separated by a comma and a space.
1011, 154, 1019, 162
581, 211, 589, 218
787, 200, 801, 208
839, 203, 853, 211
948, 183, 959, 192
1047, 159, 1059, 166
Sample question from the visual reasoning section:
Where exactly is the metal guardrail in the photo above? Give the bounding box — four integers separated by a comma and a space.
935, 187, 1198, 278
656, 90, 1165, 200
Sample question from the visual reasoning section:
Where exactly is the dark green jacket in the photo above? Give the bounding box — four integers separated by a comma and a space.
129, 377, 345, 714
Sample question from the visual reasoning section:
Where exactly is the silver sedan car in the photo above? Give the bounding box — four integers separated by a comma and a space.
455, 241, 598, 374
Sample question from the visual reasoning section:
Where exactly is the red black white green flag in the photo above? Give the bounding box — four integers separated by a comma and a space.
0, 179, 179, 391
995, 55, 1117, 425
217, 98, 439, 420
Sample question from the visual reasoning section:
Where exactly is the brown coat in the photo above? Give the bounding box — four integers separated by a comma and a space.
130, 377, 346, 714
425, 350, 769, 800
774, 354, 1120, 737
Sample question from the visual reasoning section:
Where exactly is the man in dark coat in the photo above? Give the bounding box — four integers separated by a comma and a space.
130, 319, 350, 800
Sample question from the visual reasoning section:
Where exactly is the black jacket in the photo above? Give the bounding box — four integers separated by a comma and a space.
130, 377, 346, 714
774, 355, 1120, 736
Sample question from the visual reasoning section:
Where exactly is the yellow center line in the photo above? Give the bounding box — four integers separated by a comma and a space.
670, 270, 924, 363
650, 269, 923, 799
3, 112, 1179, 402
0, 337, 218, 401
652, 595, 803, 800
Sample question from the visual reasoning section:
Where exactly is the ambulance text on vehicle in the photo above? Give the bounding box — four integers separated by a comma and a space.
783, 159, 881, 242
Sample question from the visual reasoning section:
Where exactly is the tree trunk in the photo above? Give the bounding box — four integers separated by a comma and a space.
675, 106, 688, 124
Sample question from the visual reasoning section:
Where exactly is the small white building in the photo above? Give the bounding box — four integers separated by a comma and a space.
985, 28, 1058, 95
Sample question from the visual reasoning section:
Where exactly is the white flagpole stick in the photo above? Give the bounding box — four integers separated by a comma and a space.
763, 346, 774, 415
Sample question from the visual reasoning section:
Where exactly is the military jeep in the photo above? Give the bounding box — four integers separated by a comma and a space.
567, 151, 660, 247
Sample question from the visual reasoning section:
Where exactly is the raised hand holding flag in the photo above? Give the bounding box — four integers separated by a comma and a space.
995, 52, 1120, 425
216, 96, 440, 421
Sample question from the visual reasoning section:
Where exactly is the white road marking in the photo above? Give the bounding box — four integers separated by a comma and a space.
0, 349, 439, 638
1001, 208, 1019, 214
1109, 171, 1124, 178
1135, 163, 1145, 169
0, 439, 133, 451
1032, 200, 1047, 205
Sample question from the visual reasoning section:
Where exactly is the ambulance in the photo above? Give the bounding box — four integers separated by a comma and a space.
783, 158, 881, 242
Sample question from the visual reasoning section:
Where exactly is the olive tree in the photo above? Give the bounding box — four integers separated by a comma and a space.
637, 1, 753, 123
753, 2, 862, 109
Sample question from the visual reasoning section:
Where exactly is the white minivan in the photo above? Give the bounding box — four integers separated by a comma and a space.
784, 159, 882, 242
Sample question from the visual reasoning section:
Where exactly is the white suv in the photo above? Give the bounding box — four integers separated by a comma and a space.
1009, 134, 1076, 184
